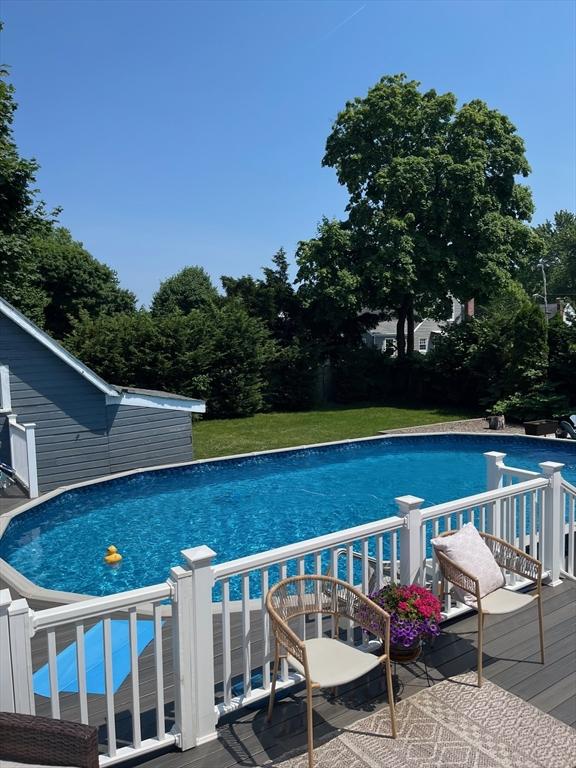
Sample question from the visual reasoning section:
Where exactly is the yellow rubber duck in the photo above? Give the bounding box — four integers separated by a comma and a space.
104, 545, 122, 565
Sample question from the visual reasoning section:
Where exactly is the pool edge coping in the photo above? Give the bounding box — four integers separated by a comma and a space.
0, 430, 568, 607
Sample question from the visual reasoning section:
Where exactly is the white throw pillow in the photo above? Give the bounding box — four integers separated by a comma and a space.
431, 523, 505, 606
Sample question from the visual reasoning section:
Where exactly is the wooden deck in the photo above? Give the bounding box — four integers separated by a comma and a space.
13, 578, 575, 768
0, 484, 28, 516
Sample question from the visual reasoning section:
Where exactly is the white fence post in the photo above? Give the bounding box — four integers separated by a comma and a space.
23, 423, 39, 498
539, 461, 565, 586
484, 451, 506, 538
180, 546, 218, 747
485, 451, 506, 490
0, 589, 15, 712
0, 365, 11, 412
7, 598, 35, 714
170, 565, 196, 751
396, 495, 424, 585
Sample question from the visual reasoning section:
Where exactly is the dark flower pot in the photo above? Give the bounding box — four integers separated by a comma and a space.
389, 639, 422, 663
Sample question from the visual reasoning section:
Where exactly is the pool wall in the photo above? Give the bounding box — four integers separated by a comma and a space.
0, 431, 569, 606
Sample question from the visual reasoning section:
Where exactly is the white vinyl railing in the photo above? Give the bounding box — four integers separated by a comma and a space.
2, 582, 175, 766
561, 478, 576, 578
420, 477, 548, 617
2, 448, 573, 763
211, 514, 404, 715
7, 414, 38, 497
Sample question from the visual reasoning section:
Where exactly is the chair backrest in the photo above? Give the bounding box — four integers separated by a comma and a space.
266, 574, 353, 625
433, 529, 541, 594
266, 575, 391, 659
432, 530, 482, 599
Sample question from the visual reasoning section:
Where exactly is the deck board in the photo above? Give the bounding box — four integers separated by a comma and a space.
5, 579, 575, 767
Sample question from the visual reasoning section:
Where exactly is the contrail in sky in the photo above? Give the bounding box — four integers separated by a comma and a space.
321, 5, 366, 41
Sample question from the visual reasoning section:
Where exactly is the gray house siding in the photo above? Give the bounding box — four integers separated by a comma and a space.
0, 315, 194, 493
414, 318, 442, 354
106, 405, 192, 474
1, 315, 111, 491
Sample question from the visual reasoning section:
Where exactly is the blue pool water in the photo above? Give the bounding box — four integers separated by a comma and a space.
1, 435, 575, 597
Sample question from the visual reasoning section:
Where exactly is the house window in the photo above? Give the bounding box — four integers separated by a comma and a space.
419, 338, 427, 352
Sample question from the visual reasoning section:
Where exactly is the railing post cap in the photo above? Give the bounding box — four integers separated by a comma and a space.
7, 598, 30, 616
169, 565, 192, 580
484, 451, 506, 460
181, 545, 216, 568
539, 461, 565, 474
395, 495, 424, 511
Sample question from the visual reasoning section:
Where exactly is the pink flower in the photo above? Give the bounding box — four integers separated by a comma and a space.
398, 600, 409, 611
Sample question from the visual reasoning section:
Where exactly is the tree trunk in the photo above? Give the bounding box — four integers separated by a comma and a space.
396, 305, 406, 359
406, 296, 415, 356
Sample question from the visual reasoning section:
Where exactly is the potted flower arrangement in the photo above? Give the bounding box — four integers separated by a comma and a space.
366, 583, 442, 662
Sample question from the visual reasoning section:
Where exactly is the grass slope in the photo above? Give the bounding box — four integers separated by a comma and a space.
193, 404, 473, 459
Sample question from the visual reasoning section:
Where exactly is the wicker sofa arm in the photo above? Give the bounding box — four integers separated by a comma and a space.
480, 533, 541, 582
0, 712, 99, 768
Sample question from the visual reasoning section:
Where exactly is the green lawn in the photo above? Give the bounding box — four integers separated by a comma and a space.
193, 404, 474, 459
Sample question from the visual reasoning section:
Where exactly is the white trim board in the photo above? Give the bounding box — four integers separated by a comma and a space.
106, 392, 205, 413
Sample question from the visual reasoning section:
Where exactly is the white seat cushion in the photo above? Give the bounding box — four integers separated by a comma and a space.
431, 523, 505, 606
481, 588, 536, 615
288, 637, 382, 688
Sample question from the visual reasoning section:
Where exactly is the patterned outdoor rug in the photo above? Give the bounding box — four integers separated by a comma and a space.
273, 673, 576, 768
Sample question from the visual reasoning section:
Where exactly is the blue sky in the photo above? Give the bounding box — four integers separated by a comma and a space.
3, 0, 575, 305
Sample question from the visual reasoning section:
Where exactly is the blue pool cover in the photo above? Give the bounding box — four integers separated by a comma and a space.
33, 619, 155, 696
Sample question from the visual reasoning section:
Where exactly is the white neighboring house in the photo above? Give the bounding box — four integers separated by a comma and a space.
364, 298, 469, 356
539, 301, 575, 324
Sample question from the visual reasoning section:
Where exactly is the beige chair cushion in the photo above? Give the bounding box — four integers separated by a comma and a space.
288, 637, 382, 688
480, 588, 536, 615
431, 523, 505, 606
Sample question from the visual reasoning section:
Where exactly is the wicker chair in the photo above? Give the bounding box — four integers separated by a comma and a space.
433, 531, 544, 687
266, 575, 397, 768
0, 712, 99, 768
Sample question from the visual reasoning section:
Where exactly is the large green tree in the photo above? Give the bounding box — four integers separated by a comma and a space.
519, 210, 576, 302
151, 266, 219, 316
295, 218, 377, 354
320, 74, 541, 356
429, 285, 549, 406
66, 303, 275, 418
0, 58, 136, 335
222, 248, 302, 345
33, 227, 136, 338
0, 61, 50, 323
222, 249, 324, 409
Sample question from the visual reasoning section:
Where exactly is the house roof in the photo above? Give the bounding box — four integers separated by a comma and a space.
0, 297, 206, 413
366, 319, 398, 336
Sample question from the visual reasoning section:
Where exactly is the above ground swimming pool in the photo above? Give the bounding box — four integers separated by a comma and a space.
1, 434, 575, 597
